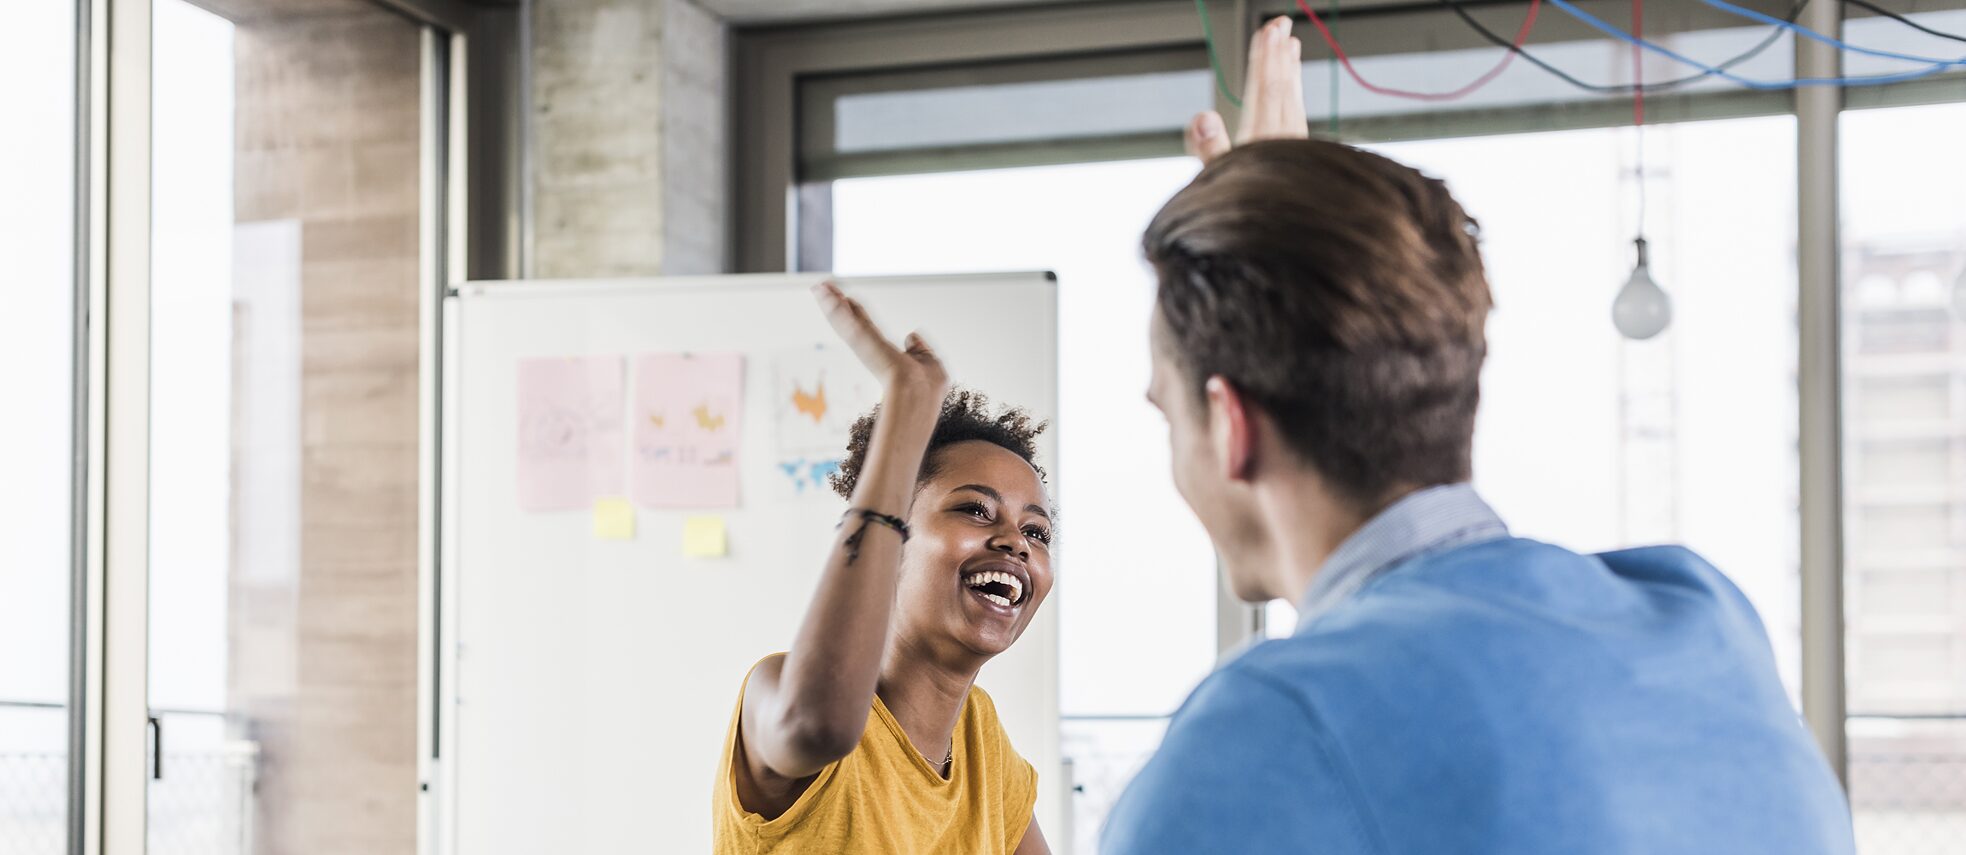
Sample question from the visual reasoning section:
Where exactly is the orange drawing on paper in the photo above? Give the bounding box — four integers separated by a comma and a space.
693, 403, 728, 432
792, 380, 828, 425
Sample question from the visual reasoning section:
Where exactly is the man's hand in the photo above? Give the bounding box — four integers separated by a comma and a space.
1186, 15, 1309, 164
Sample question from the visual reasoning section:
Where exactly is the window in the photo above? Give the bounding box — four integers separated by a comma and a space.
814, 60, 1212, 172
761, 5, 1966, 852
0, 1, 78, 852
797, 49, 1210, 184
1840, 99, 1966, 855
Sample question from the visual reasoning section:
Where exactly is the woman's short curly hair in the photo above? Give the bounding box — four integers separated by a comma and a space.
828, 388, 1047, 499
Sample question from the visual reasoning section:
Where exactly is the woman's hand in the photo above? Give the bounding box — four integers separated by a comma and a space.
813, 281, 949, 413
1186, 15, 1309, 164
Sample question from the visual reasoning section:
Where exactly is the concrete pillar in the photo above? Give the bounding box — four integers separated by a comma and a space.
530, 0, 729, 278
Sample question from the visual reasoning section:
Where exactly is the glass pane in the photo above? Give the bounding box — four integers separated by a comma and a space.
833, 68, 1213, 155
1260, 118, 1805, 711
1840, 100, 1966, 855
1842, 10, 1966, 78
0, 1, 78, 852
831, 157, 1216, 853
150, 0, 426, 852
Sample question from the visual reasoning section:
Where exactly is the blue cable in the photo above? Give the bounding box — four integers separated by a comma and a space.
1543, 0, 1962, 89
1699, 0, 1966, 67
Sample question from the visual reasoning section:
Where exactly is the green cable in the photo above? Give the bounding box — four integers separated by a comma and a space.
1195, 0, 1244, 108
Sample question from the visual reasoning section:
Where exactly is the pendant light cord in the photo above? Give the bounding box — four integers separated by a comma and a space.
1633, 0, 1647, 238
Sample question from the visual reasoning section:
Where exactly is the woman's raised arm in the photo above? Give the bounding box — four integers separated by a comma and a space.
737, 282, 949, 790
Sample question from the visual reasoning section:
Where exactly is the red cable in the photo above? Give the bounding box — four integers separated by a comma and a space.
1294, 0, 1543, 102
1632, 0, 1645, 125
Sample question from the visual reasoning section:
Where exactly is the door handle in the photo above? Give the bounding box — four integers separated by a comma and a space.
148, 715, 163, 780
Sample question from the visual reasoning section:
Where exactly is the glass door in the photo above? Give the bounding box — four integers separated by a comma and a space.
148, 0, 431, 851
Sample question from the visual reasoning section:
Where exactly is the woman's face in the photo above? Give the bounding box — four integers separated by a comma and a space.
893, 440, 1055, 661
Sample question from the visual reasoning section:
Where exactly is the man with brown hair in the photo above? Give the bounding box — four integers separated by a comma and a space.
1099, 17, 1854, 855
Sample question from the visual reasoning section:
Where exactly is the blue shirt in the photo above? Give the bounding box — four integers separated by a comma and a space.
1101, 484, 1854, 855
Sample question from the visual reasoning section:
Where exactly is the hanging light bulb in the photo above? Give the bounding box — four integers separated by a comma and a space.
1613, 237, 1672, 340
1612, 2, 1670, 342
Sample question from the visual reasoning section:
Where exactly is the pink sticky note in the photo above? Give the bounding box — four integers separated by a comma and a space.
632, 353, 744, 508
516, 356, 626, 512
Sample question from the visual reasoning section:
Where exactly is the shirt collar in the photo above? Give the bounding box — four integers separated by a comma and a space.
1294, 482, 1509, 631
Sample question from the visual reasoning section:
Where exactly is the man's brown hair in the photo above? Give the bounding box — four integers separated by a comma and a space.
1143, 138, 1491, 506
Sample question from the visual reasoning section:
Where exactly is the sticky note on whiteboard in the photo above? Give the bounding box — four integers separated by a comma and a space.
683, 515, 728, 558
593, 498, 635, 540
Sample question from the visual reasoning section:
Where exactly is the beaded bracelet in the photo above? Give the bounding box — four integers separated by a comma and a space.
839, 508, 910, 542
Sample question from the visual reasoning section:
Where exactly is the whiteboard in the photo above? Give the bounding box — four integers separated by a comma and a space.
436, 273, 1061, 854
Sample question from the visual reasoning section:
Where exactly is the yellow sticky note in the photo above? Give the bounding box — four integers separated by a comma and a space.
593, 498, 635, 540
683, 515, 728, 558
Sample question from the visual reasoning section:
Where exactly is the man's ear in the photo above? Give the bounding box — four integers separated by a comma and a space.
1203, 375, 1256, 483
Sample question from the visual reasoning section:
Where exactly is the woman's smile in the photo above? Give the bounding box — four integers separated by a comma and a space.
959, 558, 1028, 611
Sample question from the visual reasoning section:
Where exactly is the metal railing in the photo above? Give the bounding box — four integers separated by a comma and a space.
1849, 713, 1966, 855
7, 703, 1961, 855
1061, 714, 1170, 855
0, 700, 70, 855
146, 739, 258, 855
1, 701, 257, 855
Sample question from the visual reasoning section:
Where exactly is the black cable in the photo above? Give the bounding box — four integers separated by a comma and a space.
1435, 0, 1809, 94
1841, 0, 1966, 44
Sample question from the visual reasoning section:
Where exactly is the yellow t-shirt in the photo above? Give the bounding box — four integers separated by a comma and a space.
713, 656, 1037, 854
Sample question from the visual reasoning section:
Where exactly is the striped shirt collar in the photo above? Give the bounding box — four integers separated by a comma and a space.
1295, 482, 1510, 632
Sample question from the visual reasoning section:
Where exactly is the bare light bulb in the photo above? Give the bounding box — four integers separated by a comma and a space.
1613, 237, 1672, 340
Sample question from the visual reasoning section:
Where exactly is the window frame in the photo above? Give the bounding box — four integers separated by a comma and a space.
735, 0, 1966, 786
734, 0, 1246, 274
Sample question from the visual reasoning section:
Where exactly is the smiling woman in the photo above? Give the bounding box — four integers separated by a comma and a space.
712, 284, 1054, 855
832, 393, 1052, 646
831, 390, 1051, 609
